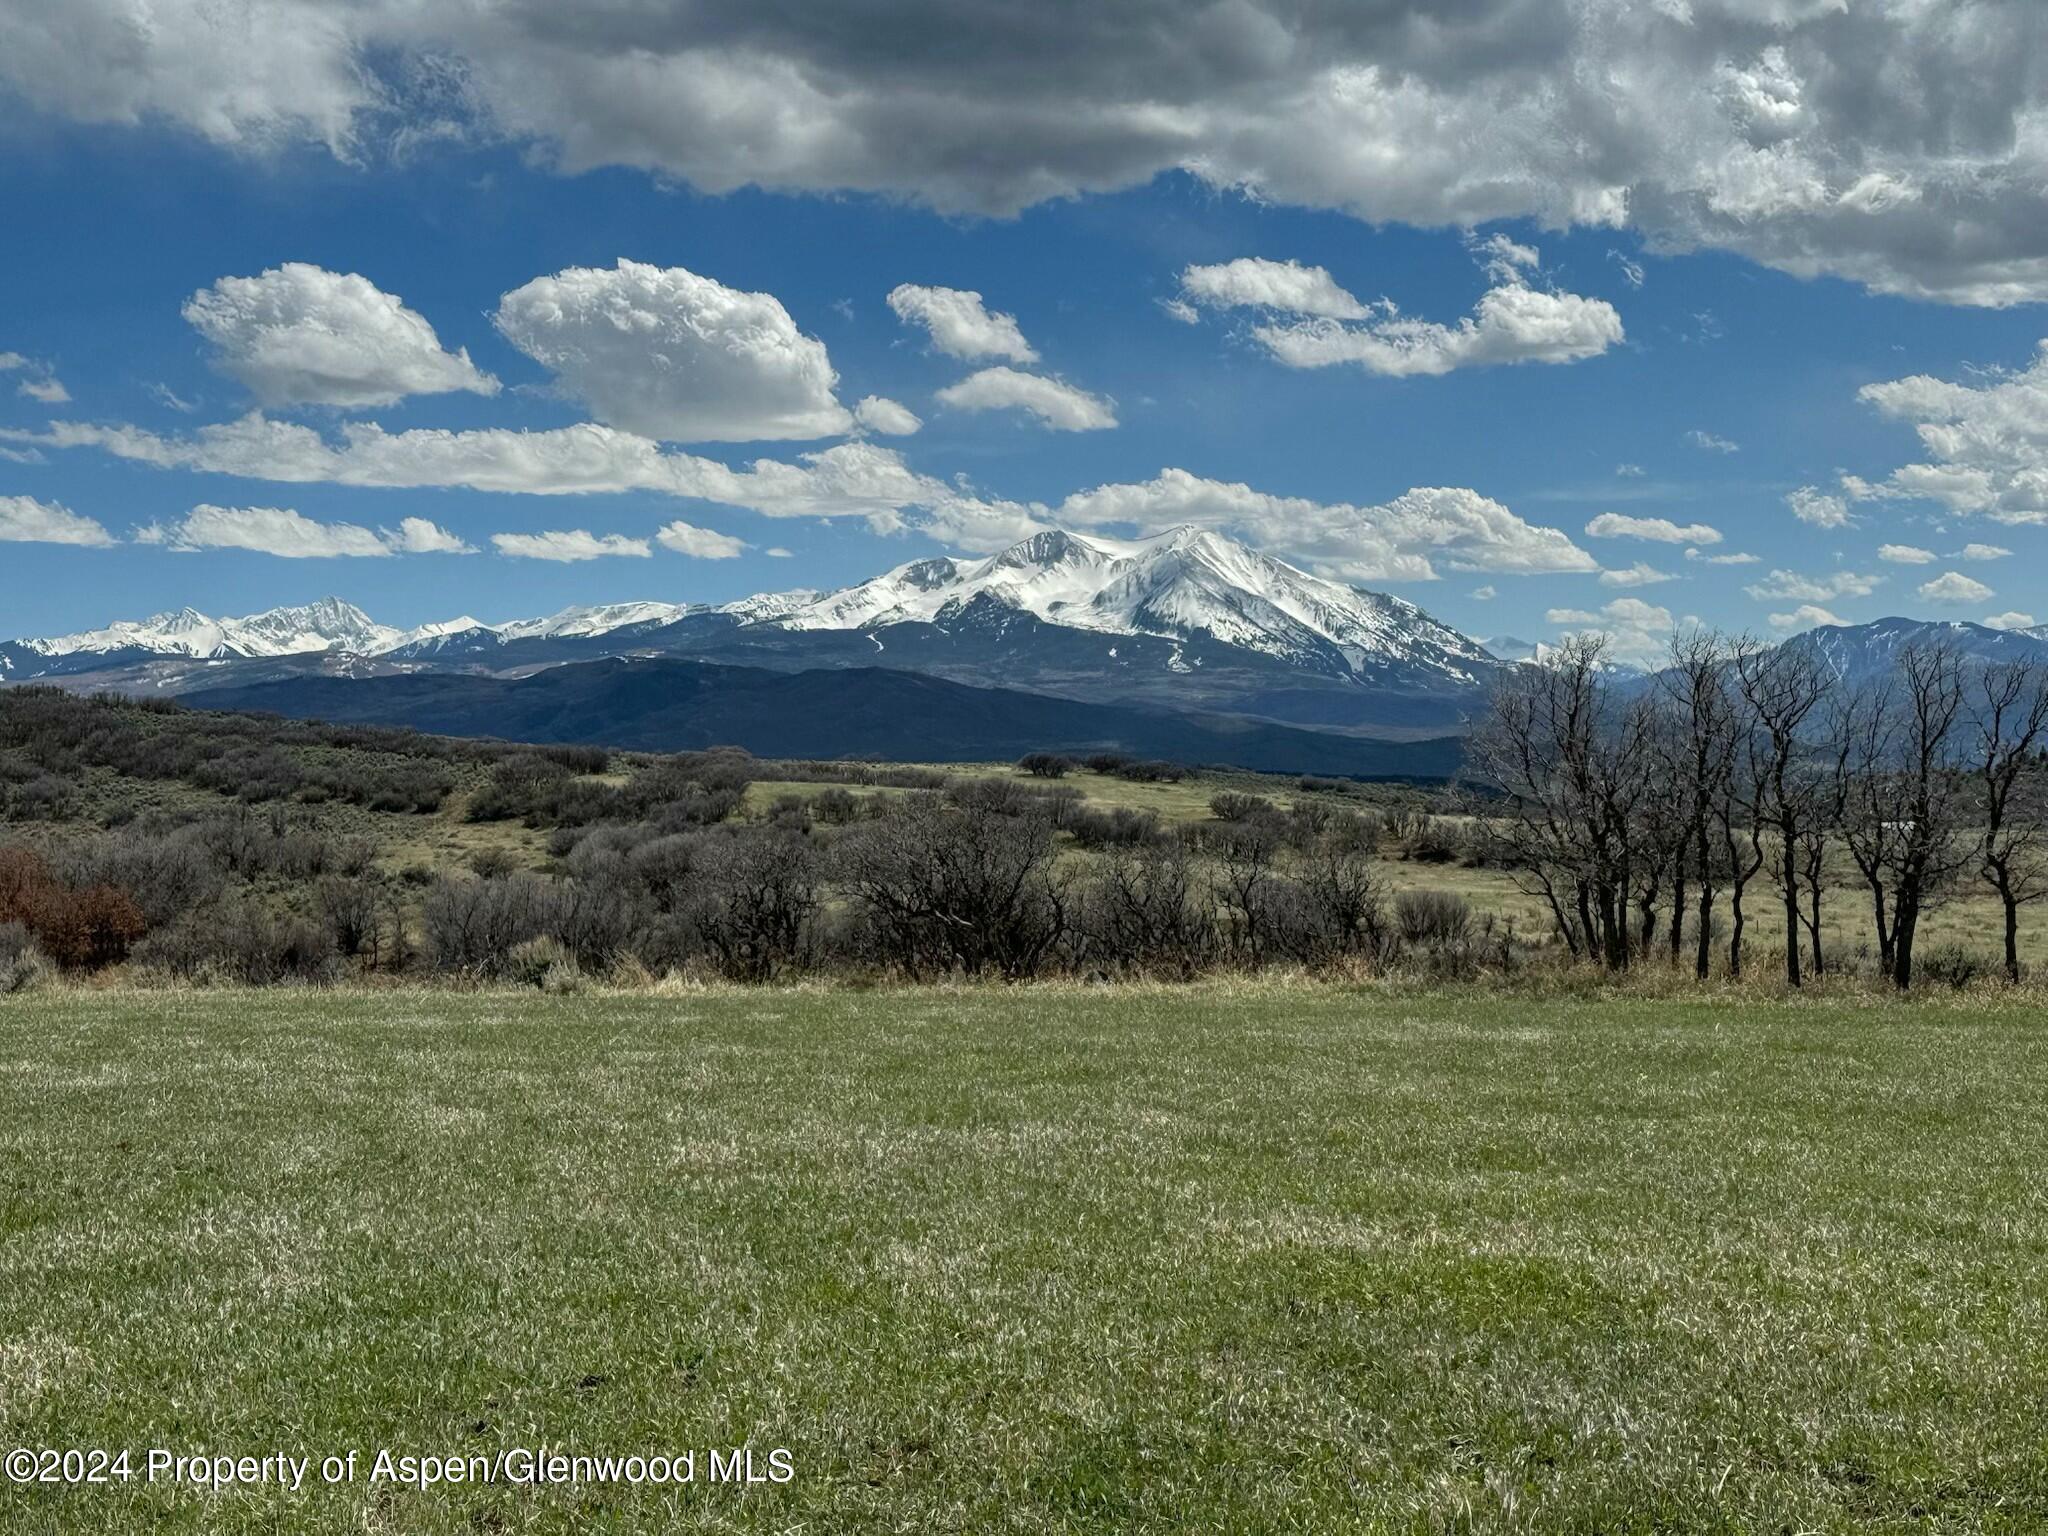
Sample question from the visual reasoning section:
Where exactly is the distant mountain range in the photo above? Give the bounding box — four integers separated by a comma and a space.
0, 526, 1499, 737
9, 526, 2041, 774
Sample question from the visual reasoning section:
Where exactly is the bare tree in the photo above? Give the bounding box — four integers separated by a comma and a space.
1466, 635, 1657, 969
1972, 658, 2048, 982
1841, 644, 1972, 989
1658, 631, 1742, 980
1733, 637, 1831, 985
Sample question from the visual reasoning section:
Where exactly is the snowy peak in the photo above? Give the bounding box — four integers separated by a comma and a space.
773, 525, 1493, 682
25, 598, 399, 660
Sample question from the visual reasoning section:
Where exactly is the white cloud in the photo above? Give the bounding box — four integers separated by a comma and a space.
1609, 251, 1646, 289
1768, 604, 1846, 631
383, 516, 474, 554
0, 415, 951, 521
184, 263, 498, 409
935, 367, 1117, 431
1958, 542, 2012, 561
1, 352, 70, 405
1985, 612, 2036, 631
491, 530, 652, 562
1686, 549, 1760, 565
1878, 543, 1936, 565
1615, 463, 1645, 478
1918, 570, 1993, 605
1545, 596, 1673, 665
1686, 430, 1740, 454
1177, 259, 1371, 320
149, 503, 397, 558
1746, 569, 1881, 602
1598, 561, 1675, 588
1851, 342, 2048, 524
764, 546, 794, 558
853, 395, 922, 436
1584, 512, 1721, 545
1785, 486, 1851, 528
1053, 471, 1597, 582
655, 520, 747, 559
1253, 281, 1621, 377
0, 495, 116, 547
885, 285, 1036, 362
496, 259, 850, 443
1469, 584, 1496, 601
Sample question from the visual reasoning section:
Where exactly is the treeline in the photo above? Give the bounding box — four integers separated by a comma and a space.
1468, 633, 2048, 988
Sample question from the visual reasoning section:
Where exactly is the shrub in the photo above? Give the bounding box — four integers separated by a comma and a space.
1018, 752, 1076, 779
1117, 759, 1187, 784
1209, 792, 1275, 822
1084, 753, 1130, 776
0, 922, 54, 994
1918, 942, 1984, 991
1396, 890, 1471, 948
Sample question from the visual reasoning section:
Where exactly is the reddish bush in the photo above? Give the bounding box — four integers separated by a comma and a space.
0, 846, 147, 969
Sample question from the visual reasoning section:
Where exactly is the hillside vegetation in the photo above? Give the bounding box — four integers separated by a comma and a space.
3, 682, 2045, 993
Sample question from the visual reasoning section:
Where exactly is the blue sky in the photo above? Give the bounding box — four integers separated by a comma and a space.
3, 1, 2047, 661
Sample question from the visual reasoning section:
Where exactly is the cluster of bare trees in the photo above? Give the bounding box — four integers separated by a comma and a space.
1469, 633, 2048, 987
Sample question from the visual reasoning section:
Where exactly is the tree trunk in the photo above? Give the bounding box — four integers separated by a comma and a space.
1728, 889, 1745, 978
1668, 869, 1687, 967
1807, 879, 1824, 978
2006, 890, 2022, 985
1892, 900, 1919, 990
1782, 856, 1803, 988
1695, 882, 1713, 981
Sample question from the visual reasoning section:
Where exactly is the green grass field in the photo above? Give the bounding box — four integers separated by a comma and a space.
5, 986, 2048, 1532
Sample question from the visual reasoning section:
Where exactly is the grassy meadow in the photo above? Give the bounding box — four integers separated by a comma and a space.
5, 984, 2048, 1532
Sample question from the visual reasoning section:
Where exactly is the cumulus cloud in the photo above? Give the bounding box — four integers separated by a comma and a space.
0, 494, 116, 547
1848, 342, 2048, 526
384, 516, 475, 554
1785, 486, 1851, 527
1585, 512, 1721, 545
1252, 280, 1621, 377
491, 530, 651, 562
934, 367, 1117, 431
1918, 570, 1993, 605
184, 264, 498, 409
1878, 544, 1936, 565
655, 520, 747, 559
854, 395, 922, 435
1598, 561, 1675, 588
13, 2, 2048, 304
1545, 597, 1673, 665
1686, 549, 1759, 565
1050, 471, 1598, 582
1686, 430, 1740, 454
1176, 259, 1372, 320
1768, 604, 1846, 631
496, 259, 850, 443
145, 503, 404, 558
1985, 612, 2037, 631
1958, 542, 2012, 561
1746, 568, 1881, 602
886, 285, 1036, 362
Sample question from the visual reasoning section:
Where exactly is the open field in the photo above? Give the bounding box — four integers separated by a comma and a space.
5, 985, 2048, 1532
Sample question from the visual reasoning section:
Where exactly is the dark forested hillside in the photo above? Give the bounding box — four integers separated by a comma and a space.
184, 658, 1465, 779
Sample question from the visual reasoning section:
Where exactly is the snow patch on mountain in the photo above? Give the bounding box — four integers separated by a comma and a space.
772, 527, 1494, 681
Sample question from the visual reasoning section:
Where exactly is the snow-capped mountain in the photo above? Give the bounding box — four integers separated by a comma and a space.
0, 527, 1502, 731
19, 598, 400, 662
775, 527, 1494, 682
